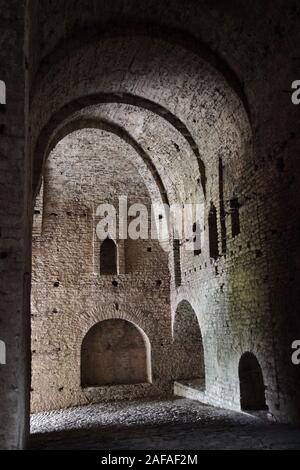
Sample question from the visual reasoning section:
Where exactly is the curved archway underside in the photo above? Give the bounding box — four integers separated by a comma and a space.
31, 36, 252, 208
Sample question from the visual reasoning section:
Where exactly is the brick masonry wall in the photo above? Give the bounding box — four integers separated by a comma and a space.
0, 1, 299, 449
31, 130, 173, 412
0, 0, 31, 449
28, 10, 300, 421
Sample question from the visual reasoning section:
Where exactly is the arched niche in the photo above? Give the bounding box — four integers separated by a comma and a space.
81, 319, 152, 387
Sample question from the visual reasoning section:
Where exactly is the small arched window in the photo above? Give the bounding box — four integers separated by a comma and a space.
100, 237, 117, 275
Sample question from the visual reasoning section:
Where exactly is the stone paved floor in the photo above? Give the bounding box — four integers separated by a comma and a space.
30, 398, 300, 450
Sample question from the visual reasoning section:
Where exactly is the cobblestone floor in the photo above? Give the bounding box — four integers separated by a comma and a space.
30, 398, 300, 450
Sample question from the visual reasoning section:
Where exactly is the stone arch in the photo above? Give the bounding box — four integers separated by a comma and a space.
29, 24, 255, 418
173, 300, 205, 386
32, 95, 204, 201
81, 319, 152, 387
238, 352, 267, 411
38, 117, 169, 204
70, 103, 199, 206
31, 35, 252, 205
31, 22, 250, 119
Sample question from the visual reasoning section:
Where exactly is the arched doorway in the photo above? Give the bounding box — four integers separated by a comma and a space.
238, 352, 267, 411
81, 319, 151, 387
173, 300, 205, 386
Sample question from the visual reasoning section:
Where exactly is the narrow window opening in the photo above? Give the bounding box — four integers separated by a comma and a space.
218, 158, 227, 253
100, 237, 118, 275
230, 197, 240, 237
173, 236, 182, 288
208, 203, 219, 260
193, 222, 202, 256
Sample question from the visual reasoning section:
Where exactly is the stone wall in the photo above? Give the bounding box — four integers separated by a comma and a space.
0, 0, 30, 450
28, 2, 300, 422
0, 0, 300, 449
31, 129, 173, 412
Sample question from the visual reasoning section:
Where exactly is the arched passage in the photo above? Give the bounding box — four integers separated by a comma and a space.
100, 238, 118, 275
81, 319, 152, 387
239, 352, 267, 411
173, 301, 205, 386
33, 95, 205, 200
31, 35, 252, 203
